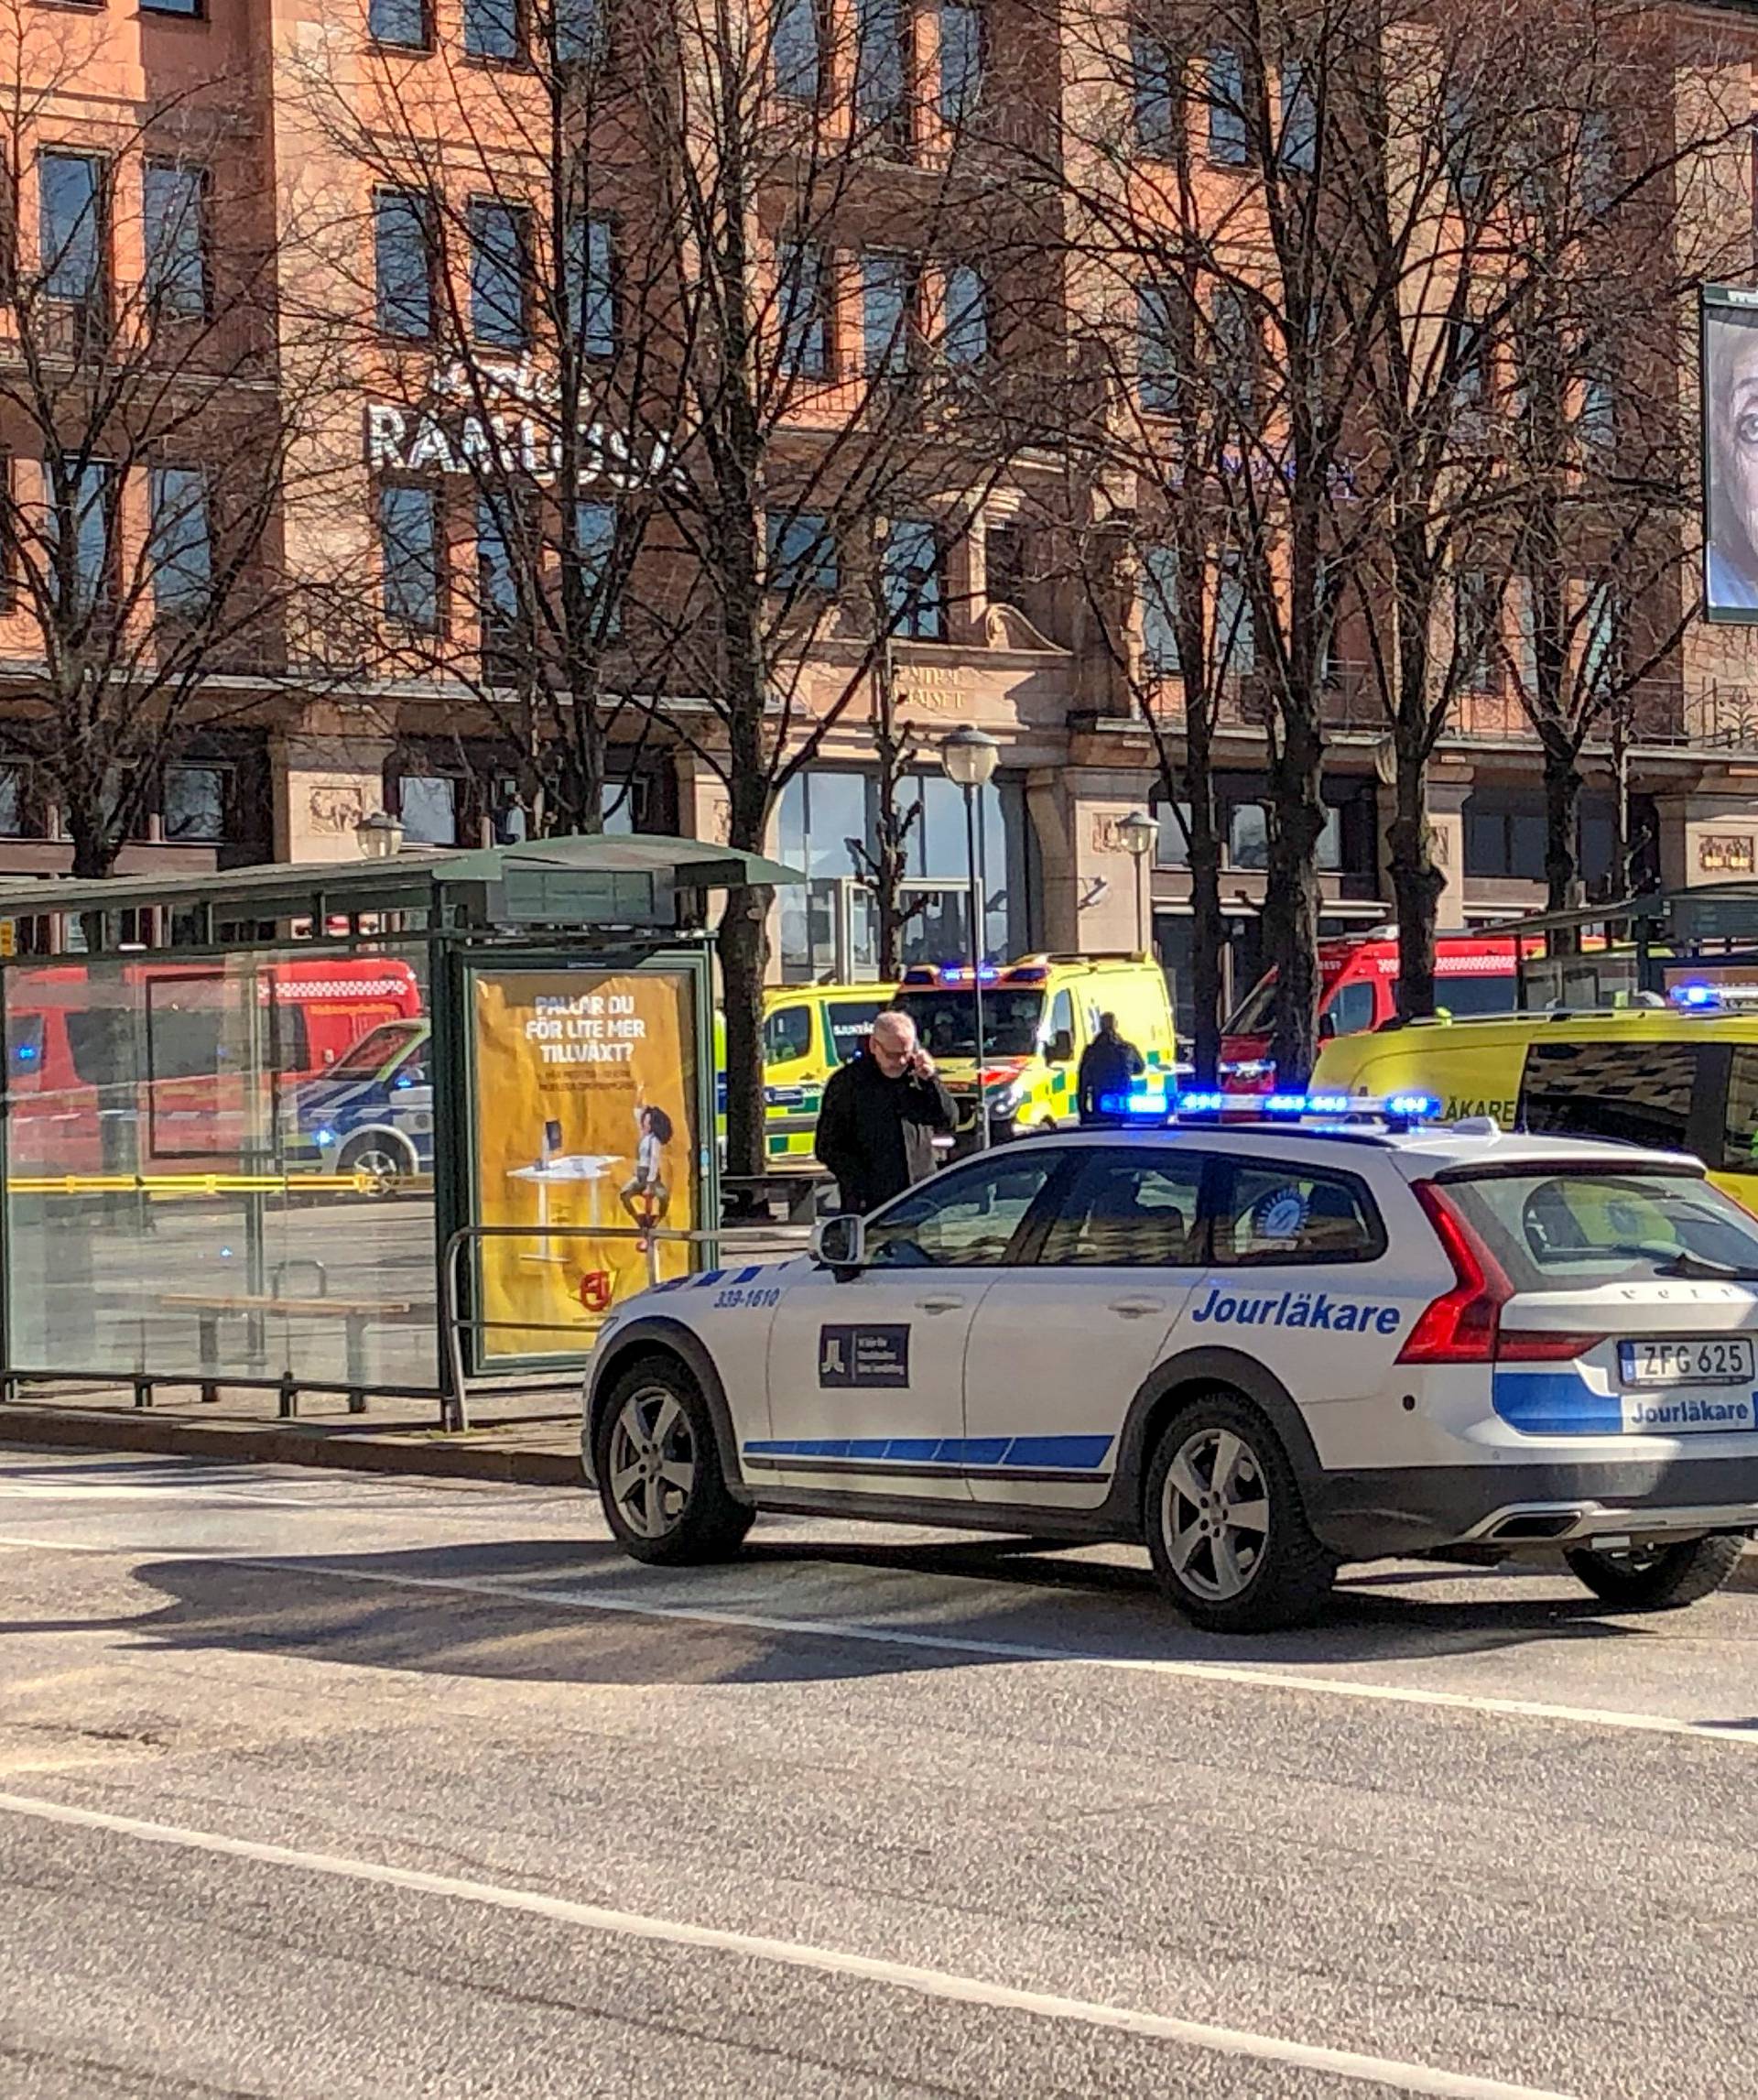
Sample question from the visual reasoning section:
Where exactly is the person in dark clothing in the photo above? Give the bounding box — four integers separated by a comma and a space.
814, 1010, 958, 1213
1077, 1011, 1145, 1125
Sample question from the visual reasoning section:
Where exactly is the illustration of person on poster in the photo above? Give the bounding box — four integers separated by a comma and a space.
619, 1095, 674, 1249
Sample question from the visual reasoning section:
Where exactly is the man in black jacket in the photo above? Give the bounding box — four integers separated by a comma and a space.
1077, 1011, 1145, 1125
814, 1010, 958, 1213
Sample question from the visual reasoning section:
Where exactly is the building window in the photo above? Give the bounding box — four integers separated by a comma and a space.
477, 495, 523, 671
142, 0, 202, 15
142, 162, 207, 320
569, 498, 620, 633
774, 0, 820, 98
1132, 29, 1179, 157
369, 0, 430, 47
1141, 546, 1180, 674
939, 0, 981, 124
1211, 284, 1254, 415
0, 766, 28, 837
469, 199, 530, 348
943, 262, 986, 365
855, 0, 909, 136
163, 764, 227, 843
1454, 567, 1498, 688
1463, 788, 1546, 881
1278, 60, 1316, 171
464, 0, 521, 60
863, 253, 917, 375
379, 484, 442, 632
766, 510, 837, 593
1580, 581, 1618, 691
46, 457, 114, 615
986, 520, 1026, 607
39, 151, 105, 308
148, 466, 212, 620
565, 213, 614, 358
374, 190, 433, 341
1138, 281, 1178, 414
1206, 47, 1247, 165
1449, 316, 1488, 431
1444, 87, 1483, 202
884, 517, 944, 638
555, 0, 602, 65
1215, 554, 1253, 678
1578, 366, 1615, 448
777, 238, 828, 377
399, 775, 459, 846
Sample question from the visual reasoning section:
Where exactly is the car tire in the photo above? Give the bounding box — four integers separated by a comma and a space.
1145, 1389, 1337, 1633
1563, 1534, 1745, 1610
594, 1355, 754, 1566
338, 1133, 412, 1198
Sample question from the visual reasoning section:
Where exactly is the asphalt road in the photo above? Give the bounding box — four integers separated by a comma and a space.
1, 1450, 1755, 2100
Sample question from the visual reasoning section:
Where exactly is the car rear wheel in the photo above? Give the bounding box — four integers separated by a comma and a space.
338, 1134, 411, 1198
1145, 1390, 1337, 1633
595, 1356, 754, 1566
1564, 1534, 1745, 1610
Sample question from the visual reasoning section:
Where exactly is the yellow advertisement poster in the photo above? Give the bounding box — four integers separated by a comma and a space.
472, 968, 697, 1364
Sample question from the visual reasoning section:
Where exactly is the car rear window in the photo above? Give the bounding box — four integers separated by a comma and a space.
1442, 1170, 1758, 1289
1213, 1161, 1384, 1266
1519, 1039, 1702, 1154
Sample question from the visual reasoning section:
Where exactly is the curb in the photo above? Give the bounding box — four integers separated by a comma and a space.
0, 1407, 581, 1487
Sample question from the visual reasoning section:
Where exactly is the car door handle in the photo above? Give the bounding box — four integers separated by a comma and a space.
915, 1294, 967, 1313
1108, 1297, 1165, 1318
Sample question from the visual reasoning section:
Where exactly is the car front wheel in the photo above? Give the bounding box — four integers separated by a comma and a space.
595, 1356, 754, 1566
1564, 1534, 1745, 1610
1145, 1390, 1336, 1633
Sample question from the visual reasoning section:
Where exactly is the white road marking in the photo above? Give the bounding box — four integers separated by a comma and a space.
0, 1786, 1576, 2100
0, 1479, 313, 1508
0, 1530, 1752, 1747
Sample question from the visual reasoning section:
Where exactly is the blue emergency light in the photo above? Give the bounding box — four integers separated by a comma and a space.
1673, 982, 1718, 1007
1094, 1087, 1441, 1126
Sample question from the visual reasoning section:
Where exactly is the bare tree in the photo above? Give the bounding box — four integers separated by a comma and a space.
0, 3, 357, 877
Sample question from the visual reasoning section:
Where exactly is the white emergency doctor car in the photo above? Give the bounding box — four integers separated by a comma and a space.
580, 1102, 1758, 1631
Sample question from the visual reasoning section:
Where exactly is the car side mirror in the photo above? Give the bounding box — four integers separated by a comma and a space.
810, 1213, 865, 1275
1048, 1028, 1074, 1064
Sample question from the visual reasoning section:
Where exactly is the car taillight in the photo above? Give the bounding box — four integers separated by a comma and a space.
1400, 1183, 1605, 1366
1398, 1182, 1513, 1363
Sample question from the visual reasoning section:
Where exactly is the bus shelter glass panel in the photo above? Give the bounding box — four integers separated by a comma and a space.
4, 944, 436, 1396
470, 964, 701, 1366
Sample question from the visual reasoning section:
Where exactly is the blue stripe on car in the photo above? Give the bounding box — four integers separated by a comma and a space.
742, 1434, 1113, 1469
1492, 1370, 1622, 1435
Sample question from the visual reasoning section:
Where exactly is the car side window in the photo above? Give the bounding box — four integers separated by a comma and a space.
764, 1005, 814, 1065
1324, 979, 1376, 1037
1520, 1039, 1699, 1153
864, 1152, 1063, 1268
1213, 1159, 1384, 1266
1036, 1149, 1205, 1268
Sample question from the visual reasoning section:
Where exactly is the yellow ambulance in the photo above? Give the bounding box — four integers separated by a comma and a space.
1310, 992, 1758, 1211
893, 954, 1179, 1148
758, 983, 895, 1167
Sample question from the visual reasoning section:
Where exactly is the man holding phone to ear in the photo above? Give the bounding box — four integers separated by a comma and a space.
813, 1009, 958, 1214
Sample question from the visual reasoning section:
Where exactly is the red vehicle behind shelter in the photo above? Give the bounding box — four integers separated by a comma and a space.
5, 956, 423, 1177
1221, 933, 1525, 1087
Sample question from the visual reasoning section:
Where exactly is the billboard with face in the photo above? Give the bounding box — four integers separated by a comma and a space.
1702, 287, 1758, 621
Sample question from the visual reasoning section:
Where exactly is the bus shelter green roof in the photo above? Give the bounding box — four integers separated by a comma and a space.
0, 833, 804, 950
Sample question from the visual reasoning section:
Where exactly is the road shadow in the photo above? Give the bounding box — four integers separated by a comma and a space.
0, 1527, 1664, 1693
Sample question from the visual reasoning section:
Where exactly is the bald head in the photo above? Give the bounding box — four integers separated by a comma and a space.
870, 1009, 919, 1078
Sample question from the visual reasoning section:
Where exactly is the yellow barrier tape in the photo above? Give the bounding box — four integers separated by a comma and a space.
5, 1173, 437, 1196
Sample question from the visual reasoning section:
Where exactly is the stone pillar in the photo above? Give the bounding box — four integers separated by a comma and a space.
1045, 768, 1157, 957
275, 733, 394, 865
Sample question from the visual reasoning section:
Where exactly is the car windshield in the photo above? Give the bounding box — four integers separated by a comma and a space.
331, 1021, 426, 1078
894, 988, 1047, 1060
1443, 1170, 1758, 1289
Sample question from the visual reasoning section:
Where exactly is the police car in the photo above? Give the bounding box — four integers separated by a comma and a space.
580, 1095, 1758, 1631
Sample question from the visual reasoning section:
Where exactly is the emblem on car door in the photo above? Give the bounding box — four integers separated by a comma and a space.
818, 1324, 911, 1387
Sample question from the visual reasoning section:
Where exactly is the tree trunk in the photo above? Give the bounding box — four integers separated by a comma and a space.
716, 885, 771, 1181
1386, 752, 1443, 1019
1542, 744, 1583, 955
1188, 825, 1224, 1087
1263, 717, 1327, 1086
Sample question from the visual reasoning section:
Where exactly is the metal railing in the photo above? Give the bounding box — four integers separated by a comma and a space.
438, 1222, 793, 1432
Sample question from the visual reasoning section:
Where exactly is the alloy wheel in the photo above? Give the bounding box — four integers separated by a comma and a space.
1161, 1425, 1271, 1602
607, 1386, 697, 1540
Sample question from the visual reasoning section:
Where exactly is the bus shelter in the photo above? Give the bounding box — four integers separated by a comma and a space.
0, 834, 799, 1430
1503, 884, 1758, 1009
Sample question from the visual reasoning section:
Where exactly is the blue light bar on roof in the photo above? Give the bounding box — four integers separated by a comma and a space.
1087, 1089, 1445, 1126
1673, 982, 1718, 1007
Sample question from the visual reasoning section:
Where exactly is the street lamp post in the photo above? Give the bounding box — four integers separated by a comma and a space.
939, 726, 1000, 1150
1118, 810, 1157, 960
